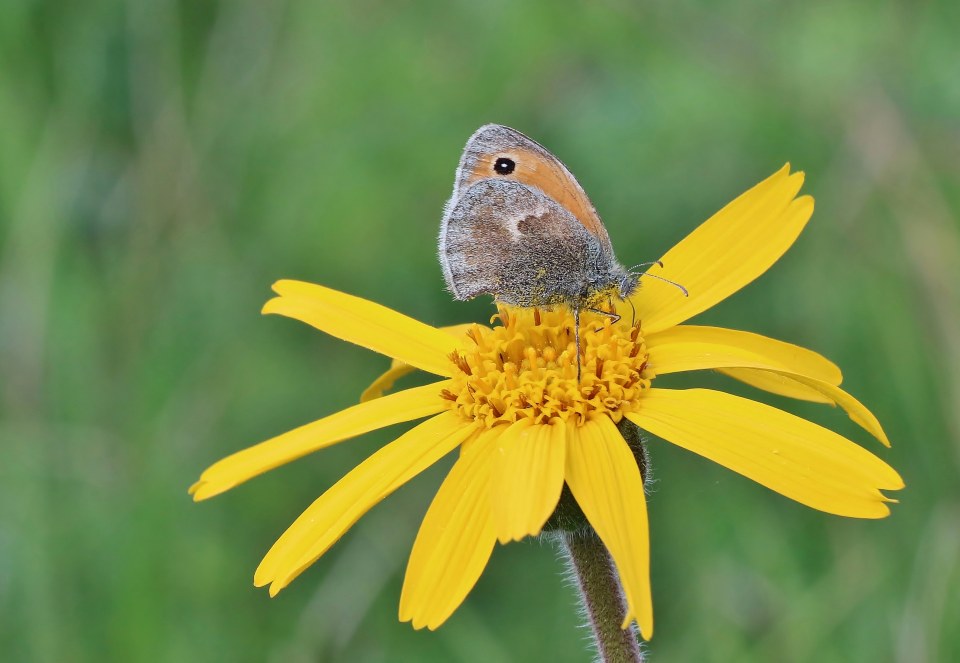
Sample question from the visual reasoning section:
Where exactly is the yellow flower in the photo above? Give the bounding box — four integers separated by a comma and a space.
190, 165, 903, 641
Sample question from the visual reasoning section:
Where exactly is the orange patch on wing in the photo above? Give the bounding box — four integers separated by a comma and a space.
464, 147, 609, 243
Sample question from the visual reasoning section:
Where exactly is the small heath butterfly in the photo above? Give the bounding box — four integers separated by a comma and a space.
438, 124, 686, 378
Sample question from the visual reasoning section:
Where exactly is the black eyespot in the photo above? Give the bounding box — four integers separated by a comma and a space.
493, 157, 516, 175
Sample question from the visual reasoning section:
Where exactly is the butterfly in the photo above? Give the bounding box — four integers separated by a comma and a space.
438, 124, 686, 379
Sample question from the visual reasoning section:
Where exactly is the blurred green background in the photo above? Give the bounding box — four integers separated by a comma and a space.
2, 1, 958, 661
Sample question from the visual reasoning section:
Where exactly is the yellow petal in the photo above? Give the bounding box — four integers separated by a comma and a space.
769, 373, 891, 447
720, 369, 890, 443
263, 280, 455, 377
399, 427, 500, 630
632, 166, 813, 334
718, 368, 834, 403
189, 381, 453, 501
565, 417, 653, 639
646, 325, 842, 384
359, 359, 416, 402
643, 328, 888, 445
627, 389, 903, 519
255, 412, 474, 595
439, 322, 487, 338
490, 419, 566, 543
360, 324, 481, 402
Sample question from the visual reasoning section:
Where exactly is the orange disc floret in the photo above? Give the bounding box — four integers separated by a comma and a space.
445, 306, 653, 427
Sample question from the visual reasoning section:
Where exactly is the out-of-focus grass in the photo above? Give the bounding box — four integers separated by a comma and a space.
1, 1, 958, 661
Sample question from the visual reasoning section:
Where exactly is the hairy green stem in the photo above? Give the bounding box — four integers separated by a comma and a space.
560, 531, 644, 663
551, 419, 649, 662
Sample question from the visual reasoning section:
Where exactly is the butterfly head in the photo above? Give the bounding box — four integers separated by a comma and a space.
618, 271, 641, 300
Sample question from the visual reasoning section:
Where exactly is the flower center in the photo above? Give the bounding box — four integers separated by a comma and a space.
443, 306, 653, 427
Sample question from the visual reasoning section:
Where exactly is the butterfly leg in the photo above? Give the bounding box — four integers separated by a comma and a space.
585, 307, 621, 326
574, 307, 582, 382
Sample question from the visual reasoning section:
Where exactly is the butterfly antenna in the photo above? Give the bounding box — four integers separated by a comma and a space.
638, 271, 689, 297
628, 259, 664, 272
632, 261, 689, 297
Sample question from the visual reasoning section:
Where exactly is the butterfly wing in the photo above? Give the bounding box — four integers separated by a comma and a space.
440, 178, 607, 307
448, 124, 614, 253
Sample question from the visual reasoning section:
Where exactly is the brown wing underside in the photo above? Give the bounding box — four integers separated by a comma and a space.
453, 125, 612, 249
439, 179, 606, 307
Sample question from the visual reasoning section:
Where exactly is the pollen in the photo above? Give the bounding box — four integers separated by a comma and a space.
445, 306, 653, 427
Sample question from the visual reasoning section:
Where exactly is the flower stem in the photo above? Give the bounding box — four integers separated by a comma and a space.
560, 530, 644, 663
553, 420, 649, 662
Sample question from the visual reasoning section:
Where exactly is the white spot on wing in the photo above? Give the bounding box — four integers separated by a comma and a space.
506, 202, 548, 241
